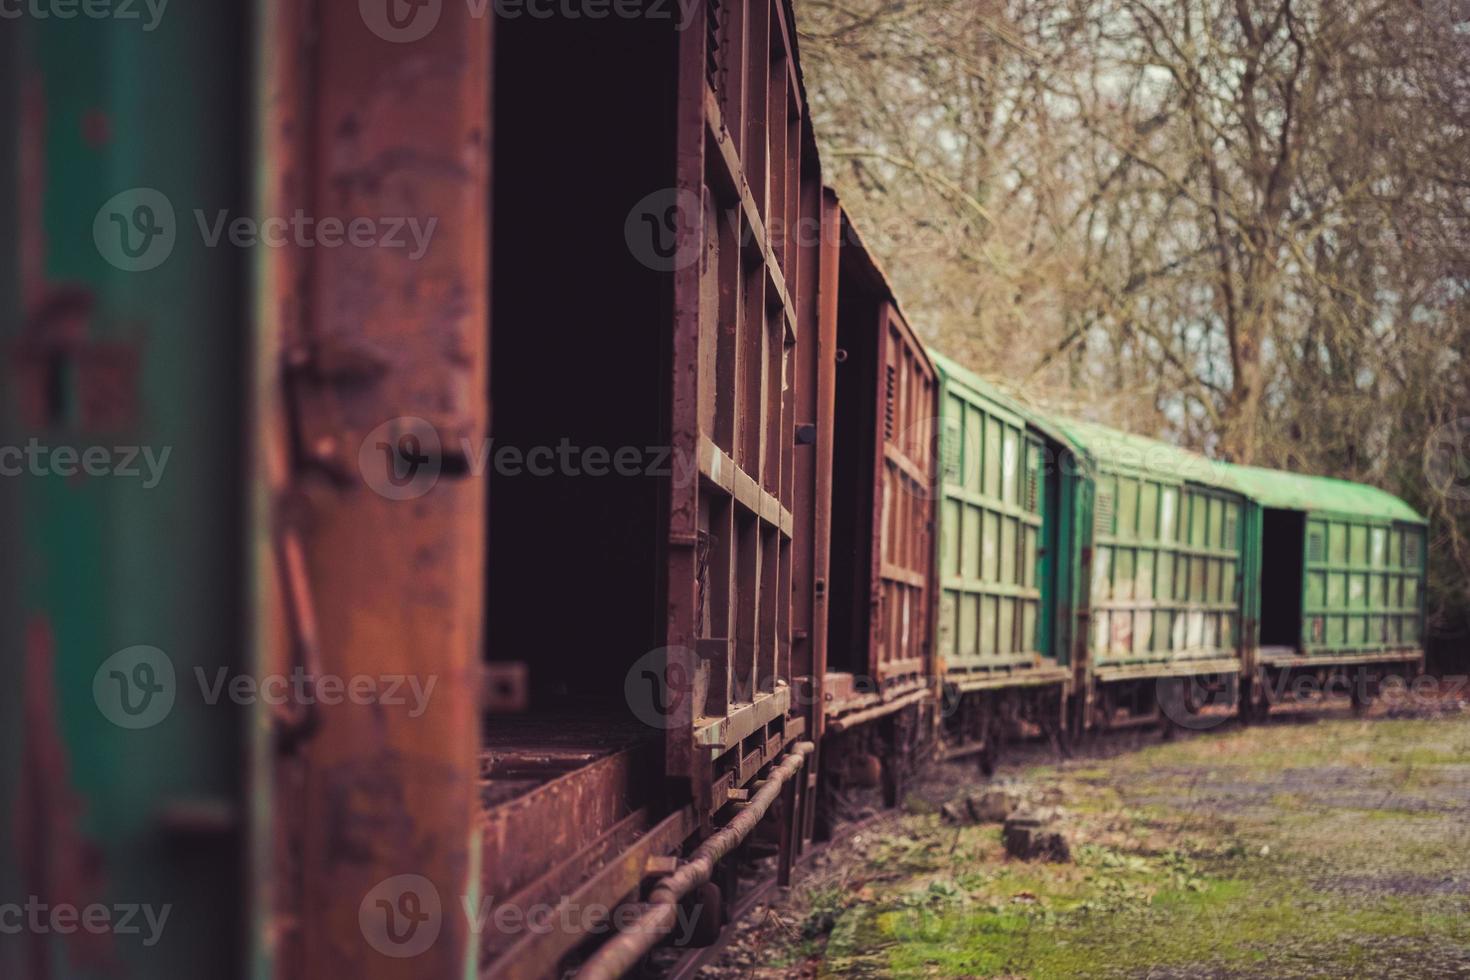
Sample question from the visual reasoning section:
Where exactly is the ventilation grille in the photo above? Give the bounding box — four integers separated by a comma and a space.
1025, 465, 1040, 513
1307, 531, 1325, 563
1404, 533, 1421, 568
1094, 487, 1115, 536
883, 365, 896, 440
706, 0, 722, 89
1223, 512, 1237, 546
941, 418, 962, 484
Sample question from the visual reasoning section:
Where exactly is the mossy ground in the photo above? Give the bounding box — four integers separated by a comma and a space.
702, 712, 1470, 979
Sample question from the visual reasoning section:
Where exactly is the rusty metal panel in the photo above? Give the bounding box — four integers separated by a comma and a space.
257, 2, 490, 978
670, 0, 814, 811
870, 302, 937, 689
821, 202, 937, 721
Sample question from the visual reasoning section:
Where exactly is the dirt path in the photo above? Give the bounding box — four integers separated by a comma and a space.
700, 707, 1470, 979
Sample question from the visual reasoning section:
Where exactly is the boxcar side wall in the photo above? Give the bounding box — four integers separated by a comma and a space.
1088, 470, 1246, 676
871, 306, 937, 695
1299, 516, 1427, 655
935, 369, 1057, 682
669, 0, 816, 809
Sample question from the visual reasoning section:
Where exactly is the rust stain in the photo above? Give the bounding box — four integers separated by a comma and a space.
15, 617, 117, 977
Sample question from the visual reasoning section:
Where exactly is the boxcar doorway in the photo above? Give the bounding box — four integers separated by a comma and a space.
1259, 508, 1307, 649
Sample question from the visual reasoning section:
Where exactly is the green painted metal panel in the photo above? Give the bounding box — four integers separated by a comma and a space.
933, 356, 1048, 669
1300, 516, 1425, 653
1089, 470, 1244, 666
3, 10, 250, 980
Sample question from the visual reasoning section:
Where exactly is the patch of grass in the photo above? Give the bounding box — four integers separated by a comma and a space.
756, 713, 1470, 979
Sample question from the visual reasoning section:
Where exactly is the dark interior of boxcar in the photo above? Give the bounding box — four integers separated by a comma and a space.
488, 14, 677, 710
1039, 449, 1063, 659
827, 258, 880, 677
1260, 508, 1306, 647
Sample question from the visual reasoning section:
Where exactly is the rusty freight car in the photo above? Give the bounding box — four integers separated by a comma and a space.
482, 1, 826, 975
817, 199, 939, 810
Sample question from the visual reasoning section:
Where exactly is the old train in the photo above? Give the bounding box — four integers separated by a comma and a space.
0, 1, 1428, 978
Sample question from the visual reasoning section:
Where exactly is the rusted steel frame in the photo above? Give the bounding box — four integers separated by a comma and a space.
481, 808, 697, 980
575, 743, 816, 980
1258, 650, 1425, 668
948, 668, 1072, 693
261, 3, 491, 978
480, 745, 654, 927
825, 690, 930, 734
666, 0, 708, 806
792, 167, 834, 848
811, 189, 842, 741
864, 303, 892, 681
1092, 657, 1243, 682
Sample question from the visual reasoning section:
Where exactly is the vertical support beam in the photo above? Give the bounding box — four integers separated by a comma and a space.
259, 2, 491, 977
668, 0, 710, 810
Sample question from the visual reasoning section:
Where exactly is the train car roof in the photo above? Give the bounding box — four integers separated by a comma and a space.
1221, 462, 1426, 525
919, 365, 1425, 523
927, 349, 1078, 450
1043, 415, 1238, 491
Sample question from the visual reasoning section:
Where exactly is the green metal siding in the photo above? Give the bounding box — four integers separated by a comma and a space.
1090, 473, 1243, 665
3, 10, 250, 979
936, 387, 1045, 666
1301, 518, 1426, 652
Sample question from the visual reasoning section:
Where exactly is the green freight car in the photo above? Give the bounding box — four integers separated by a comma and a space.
1, 8, 256, 980
1039, 417, 1250, 730
930, 353, 1074, 760
1225, 464, 1427, 712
